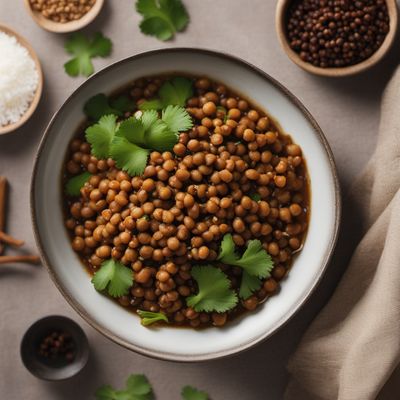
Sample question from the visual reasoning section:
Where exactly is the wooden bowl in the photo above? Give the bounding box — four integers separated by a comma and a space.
276, 0, 398, 77
24, 0, 104, 33
0, 25, 43, 135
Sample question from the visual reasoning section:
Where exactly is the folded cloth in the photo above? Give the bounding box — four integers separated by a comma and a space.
285, 66, 400, 400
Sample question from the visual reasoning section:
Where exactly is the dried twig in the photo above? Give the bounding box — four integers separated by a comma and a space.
0, 177, 7, 254
0, 255, 41, 265
0, 231, 24, 247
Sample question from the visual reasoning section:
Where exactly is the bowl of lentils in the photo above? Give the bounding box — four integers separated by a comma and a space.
31, 48, 340, 361
276, 0, 398, 77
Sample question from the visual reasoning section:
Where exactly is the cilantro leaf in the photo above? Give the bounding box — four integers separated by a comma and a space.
139, 77, 193, 110
239, 271, 262, 300
65, 172, 91, 197
162, 105, 193, 132
218, 233, 239, 265
86, 115, 118, 159
218, 234, 274, 279
84, 94, 123, 121
181, 386, 208, 400
186, 265, 238, 313
136, 0, 189, 41
117, 117, 146, 146
249, 193, 261, 202
64, 32, 112, 77
91, 259, 133, 298
95, 374, 153, 400
110, 136, 150, 176
110, 95, 136, 114
144, 118, 178, 152
237, 240, 274, 278
137, 310, 168, 326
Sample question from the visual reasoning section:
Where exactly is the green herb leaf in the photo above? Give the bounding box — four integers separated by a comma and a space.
117, 116, 146, 146
162, 105, 193, 132
95, 374, 153, 400
110, 136, 150, 176
136, 0, 189, 41
218, 233, 239, 265
91, 259, 133, 298
181, 386, 209, 400
218, 234, 274, 297
239, 271, 262, 300
236, 239, 274, 278
186, 265, 238, 313
159, 77, 193, 107
139, 77, 193, 110
144, 118, 178, 152
65, 172, 91, 197
137, 310, 169, 326
110, 95, 136, 114
84, 94, 123, 121
249, 193, 261, 202
64, 32, 112, 77
86, 114, 118, 159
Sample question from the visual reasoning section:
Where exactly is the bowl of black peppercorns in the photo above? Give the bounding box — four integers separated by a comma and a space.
276, 0, 398, 77
20, 315, 89, 380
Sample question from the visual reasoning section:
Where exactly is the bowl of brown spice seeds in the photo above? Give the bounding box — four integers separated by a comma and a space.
276, 0, 398, 77
25, 0, 104, 33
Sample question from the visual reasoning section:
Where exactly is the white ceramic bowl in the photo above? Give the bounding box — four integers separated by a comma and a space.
31, 48, 340, 362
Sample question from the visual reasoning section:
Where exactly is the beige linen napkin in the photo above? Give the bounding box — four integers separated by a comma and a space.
285, 66, 400, 400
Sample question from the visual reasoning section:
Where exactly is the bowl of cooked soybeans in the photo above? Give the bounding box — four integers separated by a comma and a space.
31, 48, 340, 361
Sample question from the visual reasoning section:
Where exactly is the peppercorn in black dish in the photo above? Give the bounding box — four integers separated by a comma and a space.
286, 0, 390, 68
63, 75, 310, 328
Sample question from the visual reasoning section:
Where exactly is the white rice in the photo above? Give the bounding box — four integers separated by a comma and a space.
0, 31, 39, 127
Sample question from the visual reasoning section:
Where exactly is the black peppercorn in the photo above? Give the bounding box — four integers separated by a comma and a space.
286, 0, 390, 68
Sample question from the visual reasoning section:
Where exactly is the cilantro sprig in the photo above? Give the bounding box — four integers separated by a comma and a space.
95, 374, 153, 400
186, 265, 238, 313
218, 234, 274, 300
64, 32, 112, 77
65, 171, 91, 197
136, 0, 190, 41
139, 77, 193, 110
91, 259, 134, 298
85, 106, 192, 175
181, 386, 209, 400
137, 310, 169, 326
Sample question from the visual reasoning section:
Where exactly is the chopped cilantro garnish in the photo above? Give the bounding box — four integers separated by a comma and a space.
95, 374, 153, 400
181, 386, 209, 400
64, 32, 112, 77
249, 193, 261, 202
218, 234, 274, 299
137, 310, 169, 326
91, 259, 133, 298
85, 115, 118, 159
65, 172, 91, 197
139, 77, 193, 110
186, 265, 238, 313
136, 0, 190, 41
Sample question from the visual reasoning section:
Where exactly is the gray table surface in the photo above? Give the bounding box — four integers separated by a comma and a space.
1, 1, 400, 399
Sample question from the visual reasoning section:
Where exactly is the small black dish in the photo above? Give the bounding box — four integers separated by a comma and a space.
20, 315, 89, 381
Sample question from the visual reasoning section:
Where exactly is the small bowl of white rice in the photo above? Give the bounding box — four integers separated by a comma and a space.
0, 24, 43, 135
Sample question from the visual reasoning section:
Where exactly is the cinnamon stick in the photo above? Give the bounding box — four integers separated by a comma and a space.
0, 255, 41, 265
0, 177, 7, 254
0, 231, 24, 247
